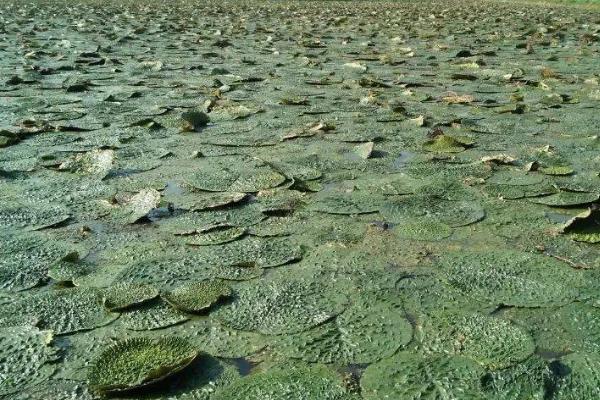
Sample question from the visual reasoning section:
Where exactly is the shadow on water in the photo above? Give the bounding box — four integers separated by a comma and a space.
392, 151, 414, 169
230, 357, 253, 376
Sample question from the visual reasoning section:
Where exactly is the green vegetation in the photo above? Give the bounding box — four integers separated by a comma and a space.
0, 0, 599, 397
88, 337, 198, 394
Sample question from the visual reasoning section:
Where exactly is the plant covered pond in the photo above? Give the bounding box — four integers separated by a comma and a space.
1, 0, 600, 398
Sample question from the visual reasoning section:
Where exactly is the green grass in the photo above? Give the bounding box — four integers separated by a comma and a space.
544, 0, 600, 3
502, 0, 600, 7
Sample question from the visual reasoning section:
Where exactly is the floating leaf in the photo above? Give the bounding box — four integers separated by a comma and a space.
186, 226, 247, 246
482, 356, 554, 400
419, 312, 535, 370
0, 326, 58, 396
422, 134, 472, 153
442, 93, 475, 104
531, 191, 599, 207
186, 157, 286, 193
561, 207, 600, 243
0, 287, 118, 335
58, 149, 114, 178
170, 191, 248, 212
116, 188, 161, 223
209, 104, 260, 121
361, 352, 486, 399
196, 236, 303, 269
170, 318, 267, 358
394, 218, 453, 241
0, 202, 70, 231
10, 379, 96, 400
310, 191, 383, 215
213, 362, 353, 400
481, 154, 518, 165
215, 278, 347, 335
438, 250, 583, 307
163, 280, 233, 313
353, 142, 374, 159
103, 283, 159, 311
554, 353, 600, 400
277, 292, 412, 364
505, 303, 600, 355
88, 336, 198, 394
280, 95, 309, 105
47, 259, 93, 283
539, 165, 574, 176
487, 171, 545, 186
343, 62, 367, 72
120, 298, 190, 331
381, 196, 485, 227
0, 233, 80, 291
